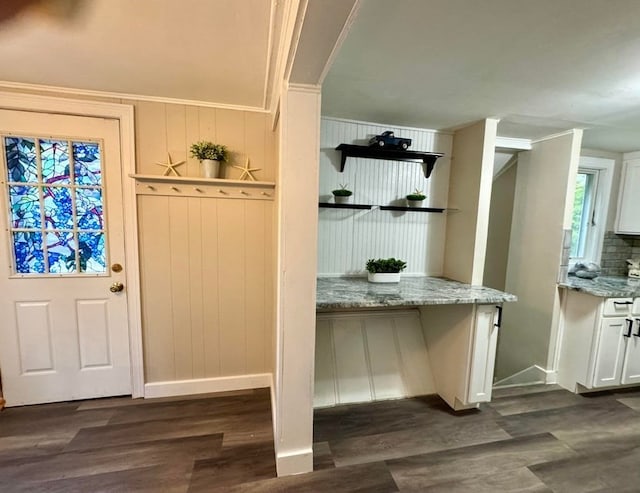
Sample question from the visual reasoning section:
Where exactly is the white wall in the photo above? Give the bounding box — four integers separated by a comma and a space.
483, 164, 517, 291
443, 119, 498, 284
274, 84, 321, 477
318, 117, 452, 276
496, 131, 582, 382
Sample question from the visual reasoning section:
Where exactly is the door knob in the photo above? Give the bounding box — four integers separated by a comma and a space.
110, 282, 125, 293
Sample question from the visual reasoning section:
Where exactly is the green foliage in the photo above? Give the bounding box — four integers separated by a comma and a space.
190, 141, 228, 162
570, 174, 587, 257
332, 183, 353, 196
406, 189, 426, 201
366, 257, 407, 273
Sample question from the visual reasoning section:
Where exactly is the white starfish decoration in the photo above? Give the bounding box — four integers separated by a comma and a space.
155, 153, 185, 176
233, 157, 261, 181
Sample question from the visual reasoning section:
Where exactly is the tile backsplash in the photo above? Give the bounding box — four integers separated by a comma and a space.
600, 231, 640, 276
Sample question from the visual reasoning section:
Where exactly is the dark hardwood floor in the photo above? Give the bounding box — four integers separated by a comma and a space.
1, 384, 640, 491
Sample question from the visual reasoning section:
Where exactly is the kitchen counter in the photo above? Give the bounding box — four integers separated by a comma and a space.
316, 276, 517, 310
558, 275, 640, 297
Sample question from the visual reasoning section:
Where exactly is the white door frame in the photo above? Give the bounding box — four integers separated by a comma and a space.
0, 91, 144, 398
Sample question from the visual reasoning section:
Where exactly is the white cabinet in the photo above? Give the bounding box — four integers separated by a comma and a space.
558, 293, 640, 392
421, 303, 500, 410
467, 304, 500, 403
615, 157, 640, 234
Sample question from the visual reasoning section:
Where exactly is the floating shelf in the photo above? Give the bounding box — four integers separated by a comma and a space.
335, 144, 444, 178
319, 203, 445, 213
129, 174, 275, 188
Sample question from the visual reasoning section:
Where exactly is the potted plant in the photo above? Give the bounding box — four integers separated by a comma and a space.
190, 141, 228, 178
332, 184, 353, 204
406, 189, 426, 207
366, 257, 407, 283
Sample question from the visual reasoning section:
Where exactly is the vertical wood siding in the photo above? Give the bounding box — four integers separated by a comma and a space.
318, 118, 452, 276
133, 101, 275, 383
314, 310, 435, 407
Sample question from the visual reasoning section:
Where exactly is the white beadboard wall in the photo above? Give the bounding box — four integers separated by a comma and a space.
314, 310, 435, 407
318, 117, 453, 276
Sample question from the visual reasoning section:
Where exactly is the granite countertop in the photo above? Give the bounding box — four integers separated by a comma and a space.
316, 276, 517, 310
558, 275, 640, 298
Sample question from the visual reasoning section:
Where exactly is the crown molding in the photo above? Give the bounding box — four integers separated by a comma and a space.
0, 81, 268, 113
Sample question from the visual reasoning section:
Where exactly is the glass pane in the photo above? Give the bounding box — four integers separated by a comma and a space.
9, 185, 41, 228
12, 231, 44, 273
78, 232, 105, 272
76, 188, 103, 230
73, 142, 102, 186
40, 139, 70, 185
47, 231, 76, 273
43, 187, 73, 230
5, 137, 37, 183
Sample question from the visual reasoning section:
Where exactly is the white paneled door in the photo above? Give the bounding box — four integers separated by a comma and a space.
0, 110, 131, 406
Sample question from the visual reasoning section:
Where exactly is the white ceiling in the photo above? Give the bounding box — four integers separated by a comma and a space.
322, 0, 640, 152
0, 0, 273, 108
4, 0, 640, 153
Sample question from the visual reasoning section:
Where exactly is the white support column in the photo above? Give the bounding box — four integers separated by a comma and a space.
274, 83, 321, 477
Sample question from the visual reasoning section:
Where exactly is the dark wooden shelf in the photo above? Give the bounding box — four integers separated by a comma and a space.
318, 202, 372, 210
335, 144, 444, 178
380, 205, 445, 213
319, 203, 445, 213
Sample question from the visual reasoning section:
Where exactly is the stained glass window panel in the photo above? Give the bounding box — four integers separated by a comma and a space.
47, 231, 77, 273
40, 139, 70, 185
73, 142, 101, 186
43, 187, 73, 230
12, 231, 45, 273
78, 232, 105, 272
76, 188, 103, 230
5, 137, 37, 183
9, 185, 41, 228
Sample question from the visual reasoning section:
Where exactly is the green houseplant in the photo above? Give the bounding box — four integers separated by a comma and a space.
190, 141, 228, 178
406, 189, 426, 207
366, 257, 407, 283
332, 184, 353, 204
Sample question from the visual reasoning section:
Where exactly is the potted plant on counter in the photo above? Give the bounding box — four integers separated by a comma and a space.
366, 257, 407, 283
406, 189, 426, 207
332, 184, 353, 204
190, 141, 228, 178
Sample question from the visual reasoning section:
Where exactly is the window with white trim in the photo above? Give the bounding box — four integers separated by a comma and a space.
570, 157, 615, 264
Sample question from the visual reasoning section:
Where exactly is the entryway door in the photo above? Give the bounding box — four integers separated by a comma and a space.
0, 109, 132, 406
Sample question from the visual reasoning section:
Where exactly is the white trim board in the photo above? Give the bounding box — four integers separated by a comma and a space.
144, 374, 272, 399
0, 91, 145, 398
0, 81, 268, 114
276, 447, 314, 477
320, 116, 452, 136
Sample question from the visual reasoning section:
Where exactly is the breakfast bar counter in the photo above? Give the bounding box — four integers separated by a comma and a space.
558, 275, 640, 298
316, 276, 517, 310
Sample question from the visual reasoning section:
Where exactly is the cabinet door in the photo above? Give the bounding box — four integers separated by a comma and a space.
616, 159, 640, 234
592, 318, 627, 388
467, 305, 498, 403
622, 319, 640, 384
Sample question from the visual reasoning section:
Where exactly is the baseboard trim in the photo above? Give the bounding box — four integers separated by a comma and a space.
144, 373, 272, 399
493, 365, 549, 388
276, 447, 314, 477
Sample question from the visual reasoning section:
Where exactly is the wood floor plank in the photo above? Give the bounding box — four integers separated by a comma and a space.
416, 467, 552, 493
328, 418, 510, 466
200, 462, 399, 493
386, 433, 574, 491
529, 446, 640, 492
0, 433, 223, 489
488, 389, 589, 416
188, 441, 277, 492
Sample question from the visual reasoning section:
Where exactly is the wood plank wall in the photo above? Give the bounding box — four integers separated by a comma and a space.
318, 117, 452, 276
315, 310, 435, 407
130, 100, 276, 383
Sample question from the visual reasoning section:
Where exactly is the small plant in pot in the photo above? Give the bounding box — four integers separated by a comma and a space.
366, 257, 407, 283
332, 184, 353, 204
406, 189, 426, 207
190, 141, 228, 178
